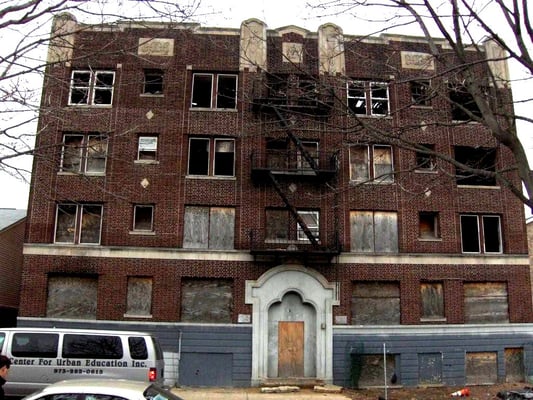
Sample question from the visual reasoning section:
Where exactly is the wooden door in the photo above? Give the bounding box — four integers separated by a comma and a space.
278, 321, 304, 377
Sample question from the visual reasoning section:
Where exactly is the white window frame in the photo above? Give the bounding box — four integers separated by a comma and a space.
460, 214, 502, 254
349, 144, 393, 183
297, 210, 320, 242
191, 73, 238, 109
68, 70, 115, 106
60, 133, 108, 175
188, 137, 235, 178
54, 203, 103, 245
347, 80, 389, 116
137, 136, 158, 162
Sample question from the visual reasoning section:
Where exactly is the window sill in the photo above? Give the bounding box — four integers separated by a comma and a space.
189, 107, 238, 112
350, 180, 394, 185
124, 313, 153, 319
420, 317, 447, 323
461, 251, 503, 255
129, 230, 156, 236
451, 119, 481, 124
186, 175, 236, 180
53, 242, 101, 246
140, 93, 164, 97
134, 160, 159, 165
418, 237, 442, 242
414, 169, 438, 174
351, 113, 392, 119
67, 104, 113, 108
457, 184, 500, 190
57, 171, 106, 176
411, 105, 433, 109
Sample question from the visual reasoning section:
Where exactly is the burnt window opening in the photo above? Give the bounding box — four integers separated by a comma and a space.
455, 146, 497, 186
60, 133, 108, 174
137, 136, 158, 161
69, 70, 115, 106
143, 69, 164, 95
420, 282, 444, 320
55, 203, 103, 245
347, 80, 389, 116
188, 137, 235, 177
410, 80, 432, 106
133, 205, 154, 232
415, 144, 437, 171
460, 214, 502, 254
449, 83, 482, 121
191, 73, 237, 109
419, 211, 440, 239
350, 144, 394, 183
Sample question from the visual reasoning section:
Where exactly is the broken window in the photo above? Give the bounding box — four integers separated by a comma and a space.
296, 210, 320, 242
143, 69, 163, 95
420, 282, 444, 320
191, 73, 237, 109
350, 211, 398, 252
455, 146, 496, 186
347, 80, 389, 116
181, 278, 232, 323
137, 136, 158, 161
60, 133, 108, 174
126, 276, 152, 317
133, 205, 154, 232
297, 141, 319, 170
350, 144, 393, 183
46, 275, 97, 319
55, 203, 103, 244
69, 70, 115, 106
460, 214, 502, 253
351, 281, 400, 324
419, 211, 440, 239
464, 282, 509, 323
465, 352, 497, 384
188, 137, 235, 177
410, 80, 432, 106
183, 206, 234, 249
449, 83, 482, 121
415, 144, 436, 171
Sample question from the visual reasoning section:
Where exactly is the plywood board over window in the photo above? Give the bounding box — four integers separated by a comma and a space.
183, 207, 235, 249
181, 279, 233, 323
46, 275, 97, 319
464, 282, 509, 323
465, 352, 497, 385
351, 282, 400, 325
126, 277, 152, 317
505, 348, 525, 383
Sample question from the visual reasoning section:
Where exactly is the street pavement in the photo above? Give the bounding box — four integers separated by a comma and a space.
171, 387, 350, 400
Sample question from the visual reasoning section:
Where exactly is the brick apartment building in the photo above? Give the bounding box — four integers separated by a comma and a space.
19, 13, 533, 387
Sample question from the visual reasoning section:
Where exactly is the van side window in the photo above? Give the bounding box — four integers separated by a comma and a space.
128, 337, 148, 360
63, 335, 123, 359
12, 333, 59, 358
0, 333, 4, 349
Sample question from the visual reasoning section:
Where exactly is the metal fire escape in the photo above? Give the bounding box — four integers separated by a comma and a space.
250, 73, 339, 262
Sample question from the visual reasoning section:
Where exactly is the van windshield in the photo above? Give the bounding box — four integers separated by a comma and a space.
144, 385, 183, 400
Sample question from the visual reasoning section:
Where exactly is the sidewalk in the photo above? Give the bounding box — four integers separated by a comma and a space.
171, 387, 350, 400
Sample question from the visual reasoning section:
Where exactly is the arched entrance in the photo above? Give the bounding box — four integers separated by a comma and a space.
245, 264, 338, 385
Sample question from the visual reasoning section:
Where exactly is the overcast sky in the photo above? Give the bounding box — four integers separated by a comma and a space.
0, 0, 531, 211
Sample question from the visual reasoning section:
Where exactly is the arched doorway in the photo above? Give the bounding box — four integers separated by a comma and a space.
245, 264, 338, 385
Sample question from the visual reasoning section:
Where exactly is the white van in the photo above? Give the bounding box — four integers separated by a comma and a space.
0, 327, 165, 396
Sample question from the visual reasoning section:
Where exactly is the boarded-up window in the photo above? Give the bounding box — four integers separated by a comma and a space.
266, 209, 289, 240
464, 282, 509, 323
465, 352, 497, 385
505, 348, 525, 383
350, 211, 398, 253
420, 282, 444, 321
183, 206, 234, 249
126, 277, 152, 317
352, 354, 397, 387
418, 353, 442, 385
46, 275, 97, 319
181, 279, 232, 323
352, 282, 400, 325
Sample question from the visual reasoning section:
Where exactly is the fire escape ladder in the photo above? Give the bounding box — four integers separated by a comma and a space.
267, 171, 319, 246
273, 107, 319, 174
